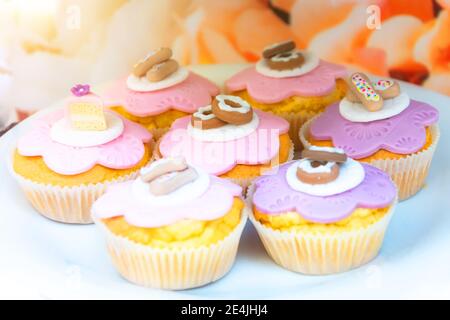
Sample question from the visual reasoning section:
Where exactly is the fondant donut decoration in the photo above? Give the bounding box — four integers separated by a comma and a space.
347, 73, 383, 112
146, 59, 179, 82
373, 79, 401, 99
141, 157, 199, 196
262, 40, 296, 59
267, 51, 305, 71
191, 105, 226, 130
133, 47, 172, 77
211, 95, 253, 125
296, 160, 340, 185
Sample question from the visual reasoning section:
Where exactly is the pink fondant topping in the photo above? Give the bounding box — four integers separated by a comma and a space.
92, 176, 242, 228
309, 100, 438, 159
225, 61, 347, 103
17, 110, 152, 175
103, 72, 220, 116
159, 110, 289, 175
253, 162, 396, 223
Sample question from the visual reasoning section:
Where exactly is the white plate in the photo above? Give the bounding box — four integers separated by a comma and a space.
1, 65, 450, 299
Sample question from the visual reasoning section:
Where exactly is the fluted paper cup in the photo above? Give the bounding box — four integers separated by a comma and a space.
246, 183, 397, 275
93, 207, 249, 290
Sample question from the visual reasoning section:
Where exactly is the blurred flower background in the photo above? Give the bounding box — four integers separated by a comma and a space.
0, 0, 449, 130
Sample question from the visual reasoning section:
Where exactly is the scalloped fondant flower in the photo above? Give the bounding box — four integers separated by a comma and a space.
225, 61, 347, 104
17, 110, 152, 175
253, 162, 396, 223
103, 72, 219, 117
159, 110, 289, 175
92, 176, 242, 228
310, 100, 438, 159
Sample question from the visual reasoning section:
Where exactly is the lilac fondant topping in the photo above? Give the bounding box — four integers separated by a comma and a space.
71, 84, 91, 97
310, 100, 438, 159
252, 162, 396, 223
225, 61, 347, 103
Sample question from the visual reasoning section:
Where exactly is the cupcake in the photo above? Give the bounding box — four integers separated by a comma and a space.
9, 84, 153, 224
91, 157, 247, 289
248, 146, 397, 275
225, 40, 347, 148
156, 94, 294, 188
300, 73, 440, 200
103, 47, 219, 139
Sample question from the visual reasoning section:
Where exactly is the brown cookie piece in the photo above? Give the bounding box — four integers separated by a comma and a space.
263, 40, 296, 59
296, 161, 340, 185
211, 95, 253, 125
301, 149, 347, 163
133, 47, 172, 77
347, 73, 384, 112
146, 59, 179, 82
141, 157, 187, 183
266, 51, 305, 71
373, 79, 401, 99
191, 106, 226, 130
345, 89, 360, 103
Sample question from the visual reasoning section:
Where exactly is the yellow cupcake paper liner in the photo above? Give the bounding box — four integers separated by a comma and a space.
246, 184, 398, 275
153, 138, 294, 191
300, 119, 440, 201
93, 206, 249, 290
8, 147, 153, 224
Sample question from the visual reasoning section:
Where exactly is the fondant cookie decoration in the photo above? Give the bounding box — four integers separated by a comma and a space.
296, 147, 347, 185
373, 79, 401, 99
347, 73, 383, 112
133, 47, 172, 78
256, 50, 320, 79
262, 40, 296, 59
146, 59, 179, 82
211, 95, 253, 125
191, 105, 226, 130
140, 157, 198, 196
267, 51, 305, 71
296, 160, 339, 185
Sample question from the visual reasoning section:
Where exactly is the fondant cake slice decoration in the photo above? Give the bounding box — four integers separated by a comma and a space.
68, 84, 107, 131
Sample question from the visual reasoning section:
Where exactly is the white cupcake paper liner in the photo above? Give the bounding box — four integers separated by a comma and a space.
93, 205, 249, 290
299, 118, 440, 201
246, 183, 398, 275
7, 144, 154, 224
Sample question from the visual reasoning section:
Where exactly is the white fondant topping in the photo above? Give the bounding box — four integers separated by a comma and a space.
297, 159, 336, 174
127, 66, 189, 92
187, 112, 260, 142
215, 95, 251, 114
50, 112, 124, 148
132, 161, 210, 207
286, 158, 365, 196
339, 92, 410, 123
256, 50, 320, 78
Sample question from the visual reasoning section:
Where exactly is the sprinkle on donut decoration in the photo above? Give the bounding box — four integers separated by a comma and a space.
346, 72, 402, 112
262, 40, 305, 71
140, 157, 198, 196
132, 47, 179, 82
192, 95, 254, 130
297, 148, 347, 185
